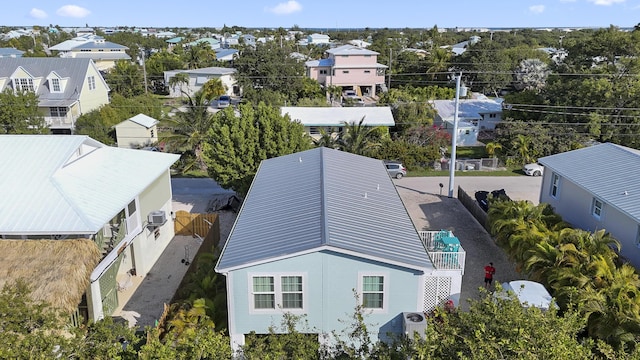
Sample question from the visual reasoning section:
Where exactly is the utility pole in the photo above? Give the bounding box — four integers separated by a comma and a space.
387, 48, 392, 90
448, 73, 464, 198
141, 48, 148, 94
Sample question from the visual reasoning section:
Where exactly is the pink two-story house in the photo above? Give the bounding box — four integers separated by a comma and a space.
305, 45, 387, 97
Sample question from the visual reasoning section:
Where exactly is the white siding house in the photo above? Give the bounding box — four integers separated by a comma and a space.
538, 143, 640, 269
164, 67, 237, 98
216, 147, 464, 353
431, 97, 503, 146
0, 135, 179, 322
280, 106, 395, 139
115, 113, 159, 149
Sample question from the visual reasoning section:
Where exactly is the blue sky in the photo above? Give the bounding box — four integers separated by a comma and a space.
3, 0, 640, 29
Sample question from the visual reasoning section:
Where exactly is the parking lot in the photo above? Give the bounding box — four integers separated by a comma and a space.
395, 176, 543, 309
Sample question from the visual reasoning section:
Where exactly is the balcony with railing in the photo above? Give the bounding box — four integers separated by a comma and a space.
419, 230, 466, 274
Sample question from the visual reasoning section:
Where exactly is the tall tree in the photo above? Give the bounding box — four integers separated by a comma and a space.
203, 102, 310, 196
106, 60, 144, 98
0, 89, 47, 134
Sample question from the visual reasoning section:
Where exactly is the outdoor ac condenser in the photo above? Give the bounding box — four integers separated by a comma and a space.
147, 210, 167, 226
402, 312, 427, 339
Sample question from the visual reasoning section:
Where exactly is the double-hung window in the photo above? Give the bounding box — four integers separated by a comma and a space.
51, 78, 61, 92
359, 273, 387, 312
251, 274, 305, 311
592, 198, 604, 220
88, 76, 96, 90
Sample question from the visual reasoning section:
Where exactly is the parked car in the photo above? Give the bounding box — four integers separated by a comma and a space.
523, 163, 544, 176
384, 161, 407, 179
475, 189, 510, 212
343, 90, 358, 99
216, 95, 231, 109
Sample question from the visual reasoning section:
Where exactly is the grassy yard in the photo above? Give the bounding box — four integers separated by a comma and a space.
450, 146, 489, 159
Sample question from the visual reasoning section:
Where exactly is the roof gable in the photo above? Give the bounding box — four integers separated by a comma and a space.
539, 143, 640, 221
216, 148, 431, 272
0, 135, 179, 235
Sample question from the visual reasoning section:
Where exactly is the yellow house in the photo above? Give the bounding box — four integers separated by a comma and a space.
115, 114, 159, 149
0, 58, 110, 134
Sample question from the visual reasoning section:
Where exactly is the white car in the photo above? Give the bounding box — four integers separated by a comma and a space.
523, 163, 544, 177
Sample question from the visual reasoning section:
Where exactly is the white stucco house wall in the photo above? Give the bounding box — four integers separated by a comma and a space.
538, 143, 640, 269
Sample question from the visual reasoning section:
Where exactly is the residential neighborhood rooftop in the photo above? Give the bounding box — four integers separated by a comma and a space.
216, 147, 431, 272
281, 106, 395, 127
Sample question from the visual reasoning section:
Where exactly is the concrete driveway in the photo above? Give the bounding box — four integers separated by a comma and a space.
394, 176, 543, 309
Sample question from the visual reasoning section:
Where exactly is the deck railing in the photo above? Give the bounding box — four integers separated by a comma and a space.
418, 231, 466, 274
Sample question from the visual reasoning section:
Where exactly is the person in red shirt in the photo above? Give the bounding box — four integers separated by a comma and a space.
484, 262, 496, 289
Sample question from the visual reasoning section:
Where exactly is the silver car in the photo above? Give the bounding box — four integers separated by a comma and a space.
384, 161, 407, 179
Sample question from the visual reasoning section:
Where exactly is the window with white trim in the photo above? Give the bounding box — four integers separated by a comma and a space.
251, 275, 305, 311
252, 276, 275, 309
14, 78, 34, 92
550, 173, 560, 198
592, 198, 604, 220
51, 78, 61, 92
50, 107, 67, 117
359, 274, 387, 311
88, 76, 96, 90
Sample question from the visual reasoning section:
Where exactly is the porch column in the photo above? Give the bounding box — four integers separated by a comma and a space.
87, 280, 104, 321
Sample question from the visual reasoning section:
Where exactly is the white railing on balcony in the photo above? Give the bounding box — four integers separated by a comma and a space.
419, 231, 466, 275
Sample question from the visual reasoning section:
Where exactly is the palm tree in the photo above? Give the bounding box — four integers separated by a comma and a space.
337, 117, 382, 156
168, 73, 189, 96
511, 134, 536, 165
200, 78, 227, 103
161, 91, 214, 172
313, 128, 339, 149
580, 264, 640, 349
485, 141, 503, 158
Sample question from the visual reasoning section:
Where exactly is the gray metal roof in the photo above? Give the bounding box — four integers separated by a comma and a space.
0, 58, 102, 106
0, 135, 179, 235
281, 106, 395, 127
70, 52, 131, 60
165, 66, 236, 76
73, 41, 128, 50
538, 143, 640, 221
0, 47, 24, 57
216, 147, 432, 272
431, 99, 503, 120
327, 44, 379, 56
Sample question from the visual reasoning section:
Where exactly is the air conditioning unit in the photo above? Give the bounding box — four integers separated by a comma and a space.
402, 312, 427, 339
147, 210, 167, 226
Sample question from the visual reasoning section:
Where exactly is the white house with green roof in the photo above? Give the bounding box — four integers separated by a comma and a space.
216, 147, 465, 352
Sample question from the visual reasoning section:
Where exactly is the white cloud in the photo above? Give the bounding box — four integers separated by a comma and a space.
265, 0, 302, 15
529, 5, 545, 13
29, 8, 48, 19
56, 5, 91, 18
588, 0, 625, 5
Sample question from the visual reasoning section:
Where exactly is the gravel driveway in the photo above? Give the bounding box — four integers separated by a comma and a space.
394, 176, 542, 309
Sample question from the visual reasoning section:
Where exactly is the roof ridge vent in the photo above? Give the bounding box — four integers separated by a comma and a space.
299, 156, 302, 163
364, 192, 368, 199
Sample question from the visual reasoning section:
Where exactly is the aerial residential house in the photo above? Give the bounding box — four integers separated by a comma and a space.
0, 135, 180, 323
216, 147, 465, 352
115, 113, 159, 149
49, 34, 130, 71
537, 143, 640, 270
215, 48, 239, 62
0, 57, 110, 134
165, 37, 183, 50
75, 27, 95, 36
0, 47, 24, 58
186, 38, 221, 50
164, 66, 238, 98
281, 106, 395, 139
306, 33, 331, 45
431, 96, 503, 146
306, 44, 387, 97
348, 39, 371, 48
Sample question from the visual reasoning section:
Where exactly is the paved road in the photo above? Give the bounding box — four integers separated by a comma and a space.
394, 176, 542, 309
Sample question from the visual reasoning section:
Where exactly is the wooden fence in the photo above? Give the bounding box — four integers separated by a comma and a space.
174, 210, 218, 238
457, 186, 490, 232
